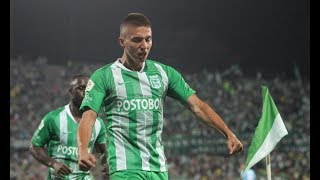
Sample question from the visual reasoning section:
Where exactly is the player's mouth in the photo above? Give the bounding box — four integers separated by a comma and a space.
138, 52, 147, 58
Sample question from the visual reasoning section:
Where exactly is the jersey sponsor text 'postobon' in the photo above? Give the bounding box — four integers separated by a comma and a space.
117, 98, 162, 111
57, 145, 78, 156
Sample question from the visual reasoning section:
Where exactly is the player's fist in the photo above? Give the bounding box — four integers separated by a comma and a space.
52, 161, 72, 176
78, 150, 97, 171
227, 133, 243, 155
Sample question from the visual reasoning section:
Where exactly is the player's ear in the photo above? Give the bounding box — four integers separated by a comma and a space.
119, 37, 125, 48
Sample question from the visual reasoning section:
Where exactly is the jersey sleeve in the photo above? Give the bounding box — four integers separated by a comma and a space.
80, 69, 107, 114
166, 66, 196, 105
95, 118, 107, 144
31, 114, 52, 147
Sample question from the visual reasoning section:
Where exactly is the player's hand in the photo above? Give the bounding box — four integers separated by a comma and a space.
227, 133, 243, 155
78, 150, 97, 171
52, 161, 72, 177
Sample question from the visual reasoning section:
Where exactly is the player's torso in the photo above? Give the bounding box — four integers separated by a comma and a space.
47, 110, 79, 160
104, 61, 168, 115
103, 60, 169, 173
47, 107, 103, 177
104, 61, 169, 138
48, 106, 101, 161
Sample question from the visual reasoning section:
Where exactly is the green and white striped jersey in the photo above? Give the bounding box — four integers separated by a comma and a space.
80, 59, 195, 174
31, 104, 107, 180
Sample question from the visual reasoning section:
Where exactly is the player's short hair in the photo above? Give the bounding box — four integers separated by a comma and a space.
69, 74, 88, 88
71, 74, 88, 82
120, 13, 151, 36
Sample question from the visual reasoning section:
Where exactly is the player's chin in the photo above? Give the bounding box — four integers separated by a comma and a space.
73, 98, 83, 108
137, 54, 148, 62
137, 57, 147, 63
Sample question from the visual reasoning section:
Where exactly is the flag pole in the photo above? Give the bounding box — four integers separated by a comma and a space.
266, 153, 271, 180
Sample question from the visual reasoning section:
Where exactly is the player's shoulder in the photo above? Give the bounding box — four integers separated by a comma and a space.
147, 59, 168, 67
93, 62, 114, 73
90, 62, 115, 80
146, 59, 175, 71
42, 106, 65, 122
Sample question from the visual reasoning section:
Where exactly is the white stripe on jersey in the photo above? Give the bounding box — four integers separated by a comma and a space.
111, 65, 128, 171
137, 72, 152, 171
60, 109, 68, 148
91, 120, 102, 153
94, 120, 102, 141
65, 104, 78, 124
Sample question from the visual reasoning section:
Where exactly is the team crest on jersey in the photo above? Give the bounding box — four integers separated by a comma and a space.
85, 79, 95, 92
149, 75, 161, 89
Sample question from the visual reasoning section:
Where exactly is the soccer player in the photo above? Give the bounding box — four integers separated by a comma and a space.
77, 13, 243, 180
30, 74, 107, 179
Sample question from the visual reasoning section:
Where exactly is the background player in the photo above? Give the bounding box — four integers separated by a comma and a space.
29, 74, 108, 179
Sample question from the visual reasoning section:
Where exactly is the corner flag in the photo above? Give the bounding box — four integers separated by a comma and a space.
243, 86, 288, 172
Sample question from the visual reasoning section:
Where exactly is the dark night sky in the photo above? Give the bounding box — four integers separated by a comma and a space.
10, 0, 310, 78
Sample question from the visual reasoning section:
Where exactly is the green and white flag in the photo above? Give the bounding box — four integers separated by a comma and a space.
244, 86, 288, 172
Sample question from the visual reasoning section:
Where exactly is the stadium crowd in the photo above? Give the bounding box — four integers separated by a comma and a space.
10, 56, 309, 179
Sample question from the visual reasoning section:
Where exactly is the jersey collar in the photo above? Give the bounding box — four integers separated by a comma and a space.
65, 104, 78, 124
115, 58, 146, 72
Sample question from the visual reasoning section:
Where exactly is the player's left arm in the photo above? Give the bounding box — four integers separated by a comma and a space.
186, 94, 243, 155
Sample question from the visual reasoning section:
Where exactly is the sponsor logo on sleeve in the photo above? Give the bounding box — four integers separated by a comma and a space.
83, 92, 93, 103
185, 82, 190, 89
37, 119, 44, 130
85, 79, 95, 92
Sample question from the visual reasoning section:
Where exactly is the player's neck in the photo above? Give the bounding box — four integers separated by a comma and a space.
69, 103, 82, 123
120, 57, 143, 71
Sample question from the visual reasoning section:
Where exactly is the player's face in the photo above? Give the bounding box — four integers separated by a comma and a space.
120, 25, 152, 64
70, 77, 89, 108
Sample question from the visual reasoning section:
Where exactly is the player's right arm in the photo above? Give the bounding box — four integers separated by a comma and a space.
77, 108, 98, 171
29, 144, 72, 176
78, 69, 108, 171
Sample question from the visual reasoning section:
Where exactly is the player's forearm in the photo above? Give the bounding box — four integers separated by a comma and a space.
77, 110, 97, 152
29, 144, 57, 168
193, 102, 233, 138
